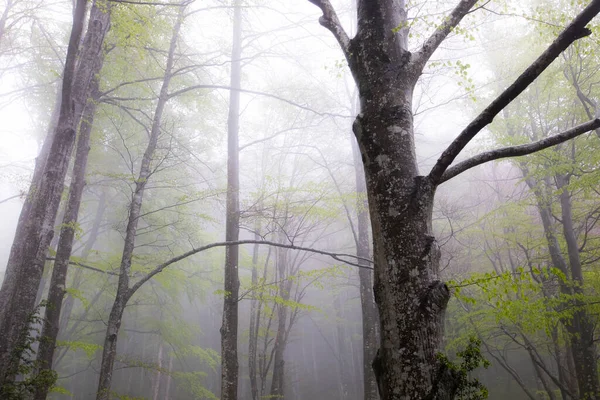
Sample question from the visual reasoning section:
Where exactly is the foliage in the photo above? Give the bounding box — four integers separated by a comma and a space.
437, 337, 490, 400
0, 302, 57, 400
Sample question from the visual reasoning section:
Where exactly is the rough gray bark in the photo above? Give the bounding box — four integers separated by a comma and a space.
0, 0, 90, 387
221, 0, 242, 398
307, 0, 600, 398
95, 9, 184, 399
34, 22, 108, 398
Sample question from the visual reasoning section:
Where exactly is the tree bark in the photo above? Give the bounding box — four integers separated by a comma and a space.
95, 8, 184, 399
307, 0, 600, 397
0, 0, 90, 387
34, 24, 107, 398
221, 0, 242, 398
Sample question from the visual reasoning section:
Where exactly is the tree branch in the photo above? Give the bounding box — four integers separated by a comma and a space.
127, 240, 373, 299
108, 0, 192, 6
438, 118, 600, 184
167, 84, 351, 118
46, 257, 118, 276
428, 0, 600, 184
307, 0, 350, 56
413, 0, 479, 70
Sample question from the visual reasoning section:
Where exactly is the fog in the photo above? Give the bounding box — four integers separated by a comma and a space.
1, 0, 599, 399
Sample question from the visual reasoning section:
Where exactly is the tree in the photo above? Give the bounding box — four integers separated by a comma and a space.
33, 4, 112, 398
0, 0, 98, 387
221, 1, 242, 398
306, 0, 600, 398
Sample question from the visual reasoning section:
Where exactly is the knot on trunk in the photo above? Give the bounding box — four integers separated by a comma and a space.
420, 280, 450, 316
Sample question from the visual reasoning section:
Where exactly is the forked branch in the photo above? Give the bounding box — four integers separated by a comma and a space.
429, 0, 600, 184
413, 0, 479, 71
438, 118, 600, 184
307, 0, 350, 56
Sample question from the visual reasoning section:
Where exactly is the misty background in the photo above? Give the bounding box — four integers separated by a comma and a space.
1, 0, 599, 399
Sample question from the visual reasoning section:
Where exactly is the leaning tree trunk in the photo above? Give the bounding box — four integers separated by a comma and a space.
221, 0, 242, 398
34, 20, 108, 398
95, 9, 183, 399
0, 0, 90, 386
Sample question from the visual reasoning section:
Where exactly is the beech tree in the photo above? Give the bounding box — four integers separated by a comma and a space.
306, 0, 600, 398
0, 0, 103, 387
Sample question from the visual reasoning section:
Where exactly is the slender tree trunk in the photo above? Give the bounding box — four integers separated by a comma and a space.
556, 174, 599, 398
152, 343, 164, 400
351, 133, 379, 400
34, 36, 107, 399
269, 246, 290, 399
95, 9, 183, 398
165, 355, 173, 400
59, 190, 107, 332
0, 0, 90, 386
525, 171, 598, 399
248, 229, 260, 400
221, 1, 242, 398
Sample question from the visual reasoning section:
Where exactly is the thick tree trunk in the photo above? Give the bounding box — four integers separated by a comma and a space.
221, 1, 242, 398
351, 134, 379, 400
0, 0, 90, 387
95, 9, 183, 398
34, 41, 106, 400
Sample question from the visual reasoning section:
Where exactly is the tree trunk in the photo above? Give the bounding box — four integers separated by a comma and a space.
34, 34, 107, 399
269, 246, 290, 399
152, 343, 164, 400
59, 190, 107, 332
0, 0, 90, 386
556, 174, 599, 399
221, 1, 242, 398
95, 8, 184, 398
248, 229, 261, 400
525, 170, 599, 399
351, 133, 379, 400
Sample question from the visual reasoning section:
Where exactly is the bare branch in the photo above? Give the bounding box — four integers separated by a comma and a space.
307, 0, 350, 56
439, 118, 600, 184
108, 0, 192, 6
46, 257, 118, 276
167, 84, 351, 118
428, 0, 600, 184
413, 0, 479, 70
127, 239, 373, 298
